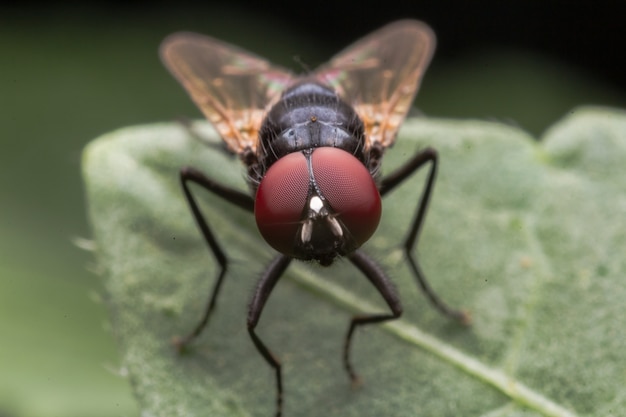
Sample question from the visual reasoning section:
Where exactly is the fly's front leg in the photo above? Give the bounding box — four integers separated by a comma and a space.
175, 166, 254, 350
344, 250, 403, 385
379, 147, 470, 324
247, 254, 292, 417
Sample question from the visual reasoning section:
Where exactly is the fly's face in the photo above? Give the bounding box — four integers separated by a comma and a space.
255, 146, 381, 265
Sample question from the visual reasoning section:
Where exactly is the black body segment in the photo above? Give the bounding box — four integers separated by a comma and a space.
255, 82, 367, 182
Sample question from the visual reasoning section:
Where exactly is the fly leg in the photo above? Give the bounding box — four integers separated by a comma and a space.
343, 250, 403, 384
379, 147, 470, 324
247, 254, 292, 417
175, 166, 254, 350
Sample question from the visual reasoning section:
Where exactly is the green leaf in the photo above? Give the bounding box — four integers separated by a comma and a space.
82, 107, 626, 417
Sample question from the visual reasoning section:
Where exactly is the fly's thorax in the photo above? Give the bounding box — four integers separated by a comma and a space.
255, 82, 366, 178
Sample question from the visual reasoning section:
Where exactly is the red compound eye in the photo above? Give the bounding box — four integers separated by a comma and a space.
310, 147, 381, 247
255, 152, 309, 255
255, 148, 381, 257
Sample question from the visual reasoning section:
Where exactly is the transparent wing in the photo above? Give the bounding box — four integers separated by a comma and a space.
160, 32, 294, 154
314, 20, 435, 150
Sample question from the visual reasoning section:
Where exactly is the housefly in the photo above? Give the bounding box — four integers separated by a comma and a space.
160, 19, 470, 417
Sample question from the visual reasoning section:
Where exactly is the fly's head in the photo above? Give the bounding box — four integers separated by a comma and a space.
254, 147, 381, 265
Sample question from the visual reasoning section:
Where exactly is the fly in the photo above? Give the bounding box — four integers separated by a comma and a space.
160, 19, 470, 417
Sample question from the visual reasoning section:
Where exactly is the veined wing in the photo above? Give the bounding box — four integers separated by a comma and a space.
160, 33, 294, 154
315, 20, 435, 150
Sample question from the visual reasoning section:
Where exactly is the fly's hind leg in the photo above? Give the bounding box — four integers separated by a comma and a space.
247, 255, 292, 417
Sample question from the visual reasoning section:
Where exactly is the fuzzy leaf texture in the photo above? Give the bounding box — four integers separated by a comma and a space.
83, 107, 626, 417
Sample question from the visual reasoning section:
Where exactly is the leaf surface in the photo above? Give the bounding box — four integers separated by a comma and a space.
83, 107, 626, 417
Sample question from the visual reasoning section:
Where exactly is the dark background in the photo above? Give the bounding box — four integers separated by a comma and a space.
7, 0, 626, 92
227, 0, 626, 93
1, 2, 624, 416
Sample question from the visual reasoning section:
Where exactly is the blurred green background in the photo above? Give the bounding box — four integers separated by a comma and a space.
1, 4, 624, 417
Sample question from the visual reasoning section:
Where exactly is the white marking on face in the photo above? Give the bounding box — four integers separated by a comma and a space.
310, 195, 323, 213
